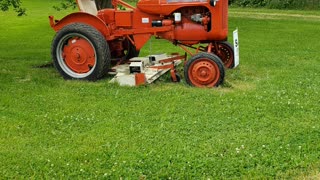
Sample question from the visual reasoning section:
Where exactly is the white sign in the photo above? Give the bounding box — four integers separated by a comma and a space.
233, 28, 240, 68
142, 18, 149, 24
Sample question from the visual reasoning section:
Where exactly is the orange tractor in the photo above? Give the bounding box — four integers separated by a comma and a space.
49, 0, 236, 87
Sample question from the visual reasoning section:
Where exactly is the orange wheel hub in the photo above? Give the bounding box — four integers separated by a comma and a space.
63, 37, 95, 73
188, 59, 220, 87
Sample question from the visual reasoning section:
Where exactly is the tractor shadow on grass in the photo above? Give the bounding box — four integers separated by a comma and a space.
33, 61, 54, 68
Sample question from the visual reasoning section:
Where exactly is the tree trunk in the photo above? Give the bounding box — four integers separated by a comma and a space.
95, 0, 113, 9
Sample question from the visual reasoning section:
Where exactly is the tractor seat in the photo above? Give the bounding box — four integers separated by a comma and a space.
77, 0, 98, 15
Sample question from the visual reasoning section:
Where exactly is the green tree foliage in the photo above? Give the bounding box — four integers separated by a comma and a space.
0, 0, 25, 15
229, 0, 320, 9
53, 0, 112, 11
229, 0, 268, 7
1, 0, 112, 15
53, 0, 77, 11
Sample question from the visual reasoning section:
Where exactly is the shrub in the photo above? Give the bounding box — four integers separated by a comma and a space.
232, 0, 268, 7
229, 0, 320, 9
267, 0, 304, 9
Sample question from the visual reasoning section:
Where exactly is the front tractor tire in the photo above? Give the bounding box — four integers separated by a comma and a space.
51, 23, 111, 81
184, 53, 225, 87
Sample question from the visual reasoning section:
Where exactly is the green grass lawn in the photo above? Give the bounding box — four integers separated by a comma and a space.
1, 0, 320, 178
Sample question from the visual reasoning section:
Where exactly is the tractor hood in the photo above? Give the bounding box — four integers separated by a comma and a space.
137, 0, 208, 15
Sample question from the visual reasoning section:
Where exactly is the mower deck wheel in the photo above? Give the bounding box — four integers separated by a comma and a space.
171, 72, 181, 83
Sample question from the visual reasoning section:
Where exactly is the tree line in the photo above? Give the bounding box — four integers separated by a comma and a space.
0, 0, 111, 16
229, 0, 320, 9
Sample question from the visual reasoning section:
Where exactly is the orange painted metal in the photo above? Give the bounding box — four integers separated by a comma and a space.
50, 0, 229, 51
115, 11, 132, 27
49, 13, 110, 39
207, 43, 213, 53
170, 69, 178, 82
150, 63, 175, 70
159, 54, 186, 64
63, 37, 95, 73
149, 53, 186, 81
135, 73, 146, 85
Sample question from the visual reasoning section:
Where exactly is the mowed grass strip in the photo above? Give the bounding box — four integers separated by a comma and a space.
1, 0, 319, 178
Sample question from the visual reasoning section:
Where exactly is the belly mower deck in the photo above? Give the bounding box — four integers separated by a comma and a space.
109, 53, 186, 86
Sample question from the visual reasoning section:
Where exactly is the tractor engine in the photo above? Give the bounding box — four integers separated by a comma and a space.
171, 7, 212, 44
137, 0, 228, 44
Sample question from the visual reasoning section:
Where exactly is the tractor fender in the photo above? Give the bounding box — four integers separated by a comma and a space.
49, 12, 110, 38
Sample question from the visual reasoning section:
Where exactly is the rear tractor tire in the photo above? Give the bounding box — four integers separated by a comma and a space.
184, 53, 225, 87
51, 23, 111, 81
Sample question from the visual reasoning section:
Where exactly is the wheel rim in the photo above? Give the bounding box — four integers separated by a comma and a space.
215, 43, 234, 68
188, 58, 221, 87
56, 33, 96, 78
